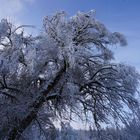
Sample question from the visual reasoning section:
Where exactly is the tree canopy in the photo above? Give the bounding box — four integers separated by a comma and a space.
0, 11, 139, 139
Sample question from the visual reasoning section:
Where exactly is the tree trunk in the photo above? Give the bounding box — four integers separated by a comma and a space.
7, 62, 66, 140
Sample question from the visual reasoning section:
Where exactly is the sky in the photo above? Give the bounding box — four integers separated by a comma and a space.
0, 0, 139, 72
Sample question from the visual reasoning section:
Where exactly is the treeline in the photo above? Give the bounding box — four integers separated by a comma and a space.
21, 119, 140, 140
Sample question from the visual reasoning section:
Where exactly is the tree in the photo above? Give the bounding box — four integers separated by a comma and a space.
60, 122, 76, 140
0, 11, 139, 139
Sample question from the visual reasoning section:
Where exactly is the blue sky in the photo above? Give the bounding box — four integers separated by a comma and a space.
0, 0, 140, 72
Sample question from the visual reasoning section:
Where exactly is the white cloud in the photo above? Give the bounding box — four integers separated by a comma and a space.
0, 0, 35, 22
0, 0, 22, 18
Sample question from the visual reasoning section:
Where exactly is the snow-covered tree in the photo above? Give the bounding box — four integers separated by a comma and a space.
0, 11, 139, 139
